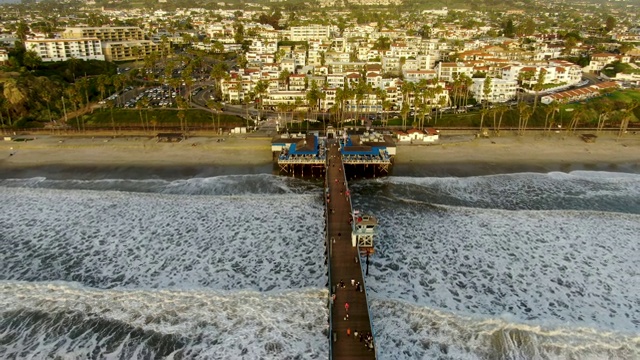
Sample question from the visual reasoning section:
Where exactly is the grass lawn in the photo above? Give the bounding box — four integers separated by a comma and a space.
76, 109, 247, 130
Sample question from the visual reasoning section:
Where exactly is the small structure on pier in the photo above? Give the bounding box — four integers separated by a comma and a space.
351, 210, 377, 248
339, 131, 395, 174
272, 133, 326, 174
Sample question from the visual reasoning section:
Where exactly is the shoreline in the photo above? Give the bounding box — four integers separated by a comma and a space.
1, 133, 639, 179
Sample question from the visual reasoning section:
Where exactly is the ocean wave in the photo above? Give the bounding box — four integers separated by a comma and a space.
371, 299, 640, 360
0, 281, 329, 359
0, 174, 322, 196
0, 187, 327, 290
351, 171, 640, 213
360, 205, 640, 334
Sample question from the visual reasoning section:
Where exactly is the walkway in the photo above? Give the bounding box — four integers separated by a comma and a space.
326, 139, 376, 359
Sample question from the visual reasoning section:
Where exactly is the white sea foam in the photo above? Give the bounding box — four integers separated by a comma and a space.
371, 299, 640, 359
0, 186, 326, 291
377, 171, 640, 212
0, 281, 329, 359
0, 174, 320, 196
363, 205, 640, 334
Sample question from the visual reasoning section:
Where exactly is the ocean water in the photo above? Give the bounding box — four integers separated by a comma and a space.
1, 171, 639, 359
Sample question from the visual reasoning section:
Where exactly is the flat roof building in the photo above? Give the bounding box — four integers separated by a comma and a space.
25, 38, 105, 62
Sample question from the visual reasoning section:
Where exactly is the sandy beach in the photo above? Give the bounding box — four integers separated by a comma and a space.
1, 132, 639, 178
394, 132, 640, 176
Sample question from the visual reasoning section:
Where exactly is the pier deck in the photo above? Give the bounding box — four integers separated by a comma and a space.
326, 139, 376, 359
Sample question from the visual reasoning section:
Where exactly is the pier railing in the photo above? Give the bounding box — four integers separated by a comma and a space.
324, 171, 334, 359
356, 243, 378, 359
344, 170, 379, 358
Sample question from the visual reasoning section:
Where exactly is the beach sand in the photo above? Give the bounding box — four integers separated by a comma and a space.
0, 135, 274, 179
1, 132, 639, 179
394, 132, 640, 176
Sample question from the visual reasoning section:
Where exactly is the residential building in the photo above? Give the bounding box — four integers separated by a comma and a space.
586, 53, 631, 73
62, 26, 145, 42
102, 40, 167, 62
0, 49, 10, 64
435, 62, 475, 82
25, 38, 105, 62
470, 77, 518, 103
540, 81, 620, 105
289, 25, 331, 41
262, 91, 307, 109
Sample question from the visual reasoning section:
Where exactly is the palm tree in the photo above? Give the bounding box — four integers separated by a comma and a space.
207, 99, 223, 133
533, 69, 546, 112
517, 102, 532, 136
618, 101, 639, 139
176, 95, 190, 135
593, 99, 612, 134
254, 80, 269, 120
461, 74, 473, 107
494, 104, 509, 136
400, 102, 410, 131
65, 86, 81, 132
567, 107, 585, 134
543, 102, 559, 135
106, 99, 116, 136
97, 74, 110, 106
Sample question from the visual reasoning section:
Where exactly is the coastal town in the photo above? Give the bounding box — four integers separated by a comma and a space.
0, 0, 639, 138
1, 2, 640, 359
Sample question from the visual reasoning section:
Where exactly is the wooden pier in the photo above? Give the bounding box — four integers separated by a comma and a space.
326, 138, 376, 359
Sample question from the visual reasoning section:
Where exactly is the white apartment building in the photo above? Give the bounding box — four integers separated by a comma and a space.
25, 38, 105, 62
0, 49, 8, 63
403, 70, 437, 83
262, 91, 307, 109
289, 25, 331, 41
586, 53, 630, 73
435, 62, 475, 82
382, 56, 401, 74
501, 61, 582, 87
62, 27, 145, 41
470, 78, 518, 103
249, 39, 277, 54
326, 74, 345, 89
321, 88, 337, 111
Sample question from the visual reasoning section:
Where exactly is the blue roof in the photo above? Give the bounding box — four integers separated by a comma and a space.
289, 136, 318, 155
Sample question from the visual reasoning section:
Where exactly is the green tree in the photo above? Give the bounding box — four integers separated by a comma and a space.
605, 15, 616, 33
22, 50, 41, 70
503, 19, 515, 38
533, 69, 546, 112
372, 36, 391, 51
480, 76, 492, 130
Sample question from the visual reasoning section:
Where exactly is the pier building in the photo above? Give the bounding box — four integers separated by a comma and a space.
272, 128, 395, 176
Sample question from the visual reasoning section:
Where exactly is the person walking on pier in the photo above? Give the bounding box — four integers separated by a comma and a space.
345, 302, 350, 313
